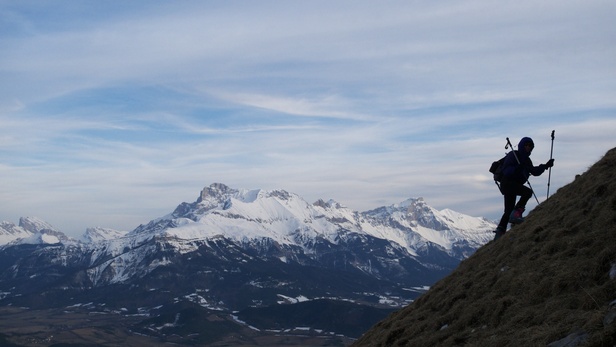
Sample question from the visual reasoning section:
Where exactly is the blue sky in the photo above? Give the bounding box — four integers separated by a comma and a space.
1, 1, 615, 236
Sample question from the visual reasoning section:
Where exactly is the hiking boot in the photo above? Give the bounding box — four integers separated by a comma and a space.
493, 227, 506, 240
509, 208, 525, 224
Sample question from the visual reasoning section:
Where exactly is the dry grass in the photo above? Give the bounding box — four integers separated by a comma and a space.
353, 147, 616, 347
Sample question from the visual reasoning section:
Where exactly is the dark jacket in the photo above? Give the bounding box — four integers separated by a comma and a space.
502, 137, 547, 184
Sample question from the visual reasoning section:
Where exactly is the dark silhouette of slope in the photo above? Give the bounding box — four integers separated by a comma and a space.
353, 147, 616, 347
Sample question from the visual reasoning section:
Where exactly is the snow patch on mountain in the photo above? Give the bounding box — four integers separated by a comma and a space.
29, 233, 61, 244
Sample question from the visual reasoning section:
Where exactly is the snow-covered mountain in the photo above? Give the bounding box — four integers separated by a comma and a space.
0, 183, 496, 341
80, 227, 128, 243
132, 183, 493, 256
0, 216, 74, 245
0, 220, 33, 244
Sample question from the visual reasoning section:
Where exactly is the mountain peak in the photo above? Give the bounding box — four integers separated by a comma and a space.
19, 216, 57, 233
313, 198, 345, 209
15, 216, 74, 244
398, 196, 425, 207
196, 183, 237, 203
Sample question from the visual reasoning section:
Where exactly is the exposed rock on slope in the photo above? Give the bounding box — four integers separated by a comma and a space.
353, 147, 616, 347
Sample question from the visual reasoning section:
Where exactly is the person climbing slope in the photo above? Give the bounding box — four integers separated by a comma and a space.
494, 137, 554, 240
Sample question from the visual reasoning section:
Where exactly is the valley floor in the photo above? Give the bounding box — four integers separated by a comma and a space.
0, 306, 355, 347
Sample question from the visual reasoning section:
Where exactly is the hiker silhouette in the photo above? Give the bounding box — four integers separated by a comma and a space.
494, 137, 554, 240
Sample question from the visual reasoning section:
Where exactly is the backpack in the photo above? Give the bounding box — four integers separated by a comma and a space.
489, 156, 506, 182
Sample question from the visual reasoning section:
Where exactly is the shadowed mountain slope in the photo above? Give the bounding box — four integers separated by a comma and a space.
353, 147, 616, 347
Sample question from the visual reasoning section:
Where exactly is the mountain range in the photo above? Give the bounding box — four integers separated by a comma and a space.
0, 183, 495, 346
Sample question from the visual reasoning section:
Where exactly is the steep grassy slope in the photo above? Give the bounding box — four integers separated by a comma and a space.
353, 147, 616, 347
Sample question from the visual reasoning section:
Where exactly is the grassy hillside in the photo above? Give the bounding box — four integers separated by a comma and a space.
353, 147, 616, 347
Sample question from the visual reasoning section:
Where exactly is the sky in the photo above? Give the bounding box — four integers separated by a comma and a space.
1, 1, 615, 237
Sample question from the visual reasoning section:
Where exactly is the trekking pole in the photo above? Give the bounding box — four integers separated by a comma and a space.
506, 137, 540, 204
546, 130, 555, 199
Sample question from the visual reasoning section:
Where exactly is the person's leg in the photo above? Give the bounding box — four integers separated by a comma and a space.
495, 182, 516, 240
515, 185, 533, 209
510, 184, 533, 223
497, 193, 516, 229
